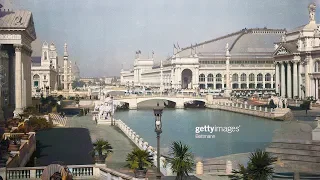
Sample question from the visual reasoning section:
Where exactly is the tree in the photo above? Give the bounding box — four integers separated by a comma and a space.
167, 141, 195, 180
91, 139, 113, 157
230, 149, 277, 180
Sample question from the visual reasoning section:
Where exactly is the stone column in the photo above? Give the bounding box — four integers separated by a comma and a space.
270, 73, 274, 90
262, 73, 265, 89
281, 62, 286, 97
298, 62, 303, 98
225, 53, 231, 97
316, 79, 319, 100
205, 74, 208, 89
305, 58, 310, 97
246, 73, 249, 89
213, 73, 216, 90
293, 61, 298, 98
275, 63, 280, 94
287, 61, 292, 98
14, 45, 23, 116
254, 74, 257, 89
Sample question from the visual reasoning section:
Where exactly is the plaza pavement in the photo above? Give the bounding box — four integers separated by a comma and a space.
65, 114, 159, 178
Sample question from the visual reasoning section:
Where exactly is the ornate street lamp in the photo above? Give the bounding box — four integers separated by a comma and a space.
153, 102, 163, 179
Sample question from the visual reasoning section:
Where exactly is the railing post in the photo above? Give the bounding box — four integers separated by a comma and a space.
30, 169, 36, 178
196, 161, 203, 175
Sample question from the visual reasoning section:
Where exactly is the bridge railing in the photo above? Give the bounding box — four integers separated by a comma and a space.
113, 94, 205, 99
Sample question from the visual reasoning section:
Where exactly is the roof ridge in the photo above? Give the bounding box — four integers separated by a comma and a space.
229, 31, 246, 51
177, 29, 245, 53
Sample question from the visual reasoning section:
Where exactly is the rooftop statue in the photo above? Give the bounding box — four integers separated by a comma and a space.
309, 3, 316, 22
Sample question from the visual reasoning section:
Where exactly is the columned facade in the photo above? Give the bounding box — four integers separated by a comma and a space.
0, 8, 37, 117
274, 3, 320, 100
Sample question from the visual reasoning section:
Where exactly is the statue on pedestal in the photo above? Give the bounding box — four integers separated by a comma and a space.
278, 98, 283, 109
309, 3, 316, 22
283, 98, 288, 108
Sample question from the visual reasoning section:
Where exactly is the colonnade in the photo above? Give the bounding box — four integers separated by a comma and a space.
275, 59, 320, 99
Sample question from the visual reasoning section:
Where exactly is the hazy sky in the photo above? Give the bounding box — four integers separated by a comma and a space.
11, 0, 320, 77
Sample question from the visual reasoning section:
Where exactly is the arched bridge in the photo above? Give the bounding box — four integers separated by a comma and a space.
113, 95, 207, 109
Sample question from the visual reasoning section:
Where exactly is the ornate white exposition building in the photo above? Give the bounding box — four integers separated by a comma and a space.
121, 3, 320, 100
31, 42, 79, 97
121, 28, 285, 96
274, 3, 320, 99
0, 4, 37, 116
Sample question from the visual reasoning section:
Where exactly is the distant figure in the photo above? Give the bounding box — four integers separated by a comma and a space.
306, 107, 308, 115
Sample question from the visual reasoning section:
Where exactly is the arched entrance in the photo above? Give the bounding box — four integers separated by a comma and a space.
181, 69, 192, 89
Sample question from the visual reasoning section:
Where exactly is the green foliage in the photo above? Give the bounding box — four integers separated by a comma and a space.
229, 149, 277, 180
125, 148, 153, 170
72, 80, 85, 89
167, 141, 194, 180
300, 100, 311, 110
28, 116, 53, 131
268, 99, 276, 109
91, 139, 113, 157
57, 95, 64, 101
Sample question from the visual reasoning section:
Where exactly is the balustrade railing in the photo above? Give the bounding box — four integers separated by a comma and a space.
116, 120, 173, 176
5, 164, 134, 180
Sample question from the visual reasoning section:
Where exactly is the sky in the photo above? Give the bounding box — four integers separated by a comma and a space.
7, 0, 320, 77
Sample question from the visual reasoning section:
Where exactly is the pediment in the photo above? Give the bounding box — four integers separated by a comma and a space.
274, 45, 291, 56
25, 14, 36, 40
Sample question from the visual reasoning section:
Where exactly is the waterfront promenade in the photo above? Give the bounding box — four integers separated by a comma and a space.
66, 115, 135, 169
65, 114, 159, 178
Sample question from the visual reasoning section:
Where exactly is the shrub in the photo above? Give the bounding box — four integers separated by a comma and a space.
29, 117, 53, 131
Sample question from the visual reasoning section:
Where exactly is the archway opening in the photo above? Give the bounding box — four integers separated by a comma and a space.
137, 99, 176, 109
184, 100, 206, 108
181, 69, 192, 89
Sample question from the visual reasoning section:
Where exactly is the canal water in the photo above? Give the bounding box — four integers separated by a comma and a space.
114, 108, 282, 159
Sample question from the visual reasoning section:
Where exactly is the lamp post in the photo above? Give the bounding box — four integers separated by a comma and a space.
153, 102, 163, 179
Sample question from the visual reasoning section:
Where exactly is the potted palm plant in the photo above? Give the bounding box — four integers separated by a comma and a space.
125, 148, 154, 178
90, 139, 113, 164
167, 141, 195, 180
229, 149, 277, 180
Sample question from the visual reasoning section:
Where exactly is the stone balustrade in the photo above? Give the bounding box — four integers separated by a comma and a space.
116, 120, 172, 176
206, 102, 288, 120
3, 164, 136, 180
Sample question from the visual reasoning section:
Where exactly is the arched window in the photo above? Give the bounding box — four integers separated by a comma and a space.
207, 74, 214, 82
199, 74, 205, 82
265, 73, 271, 81
232, 73, 238, 82
44, 51, 47, 60
257, 73, 263, 81
240, 73, 247, 82
216, 73, 222, 82
33, 74, 40, 87
249, 73, 255, 81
